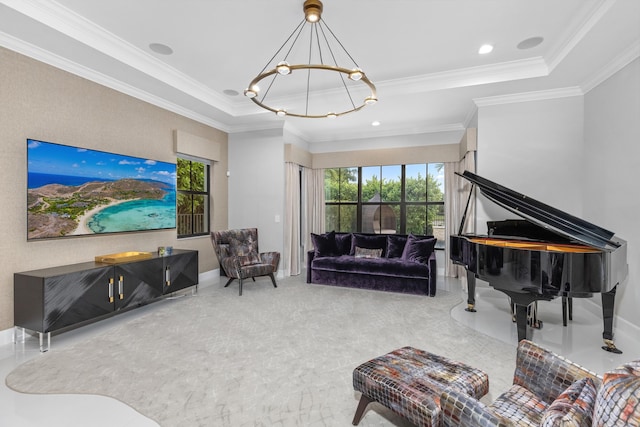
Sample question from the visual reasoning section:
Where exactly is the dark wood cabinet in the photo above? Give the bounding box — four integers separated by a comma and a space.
14, 249, 198, 351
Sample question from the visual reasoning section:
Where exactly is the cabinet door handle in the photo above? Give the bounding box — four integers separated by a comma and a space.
118, 275, 124, 300
165, 267, 171, 287
108, 277, 114, 303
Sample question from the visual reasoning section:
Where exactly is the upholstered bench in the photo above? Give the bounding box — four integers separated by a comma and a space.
352, 346, 489, 426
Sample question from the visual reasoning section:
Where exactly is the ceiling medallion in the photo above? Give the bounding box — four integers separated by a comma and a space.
244, 0, 377, 119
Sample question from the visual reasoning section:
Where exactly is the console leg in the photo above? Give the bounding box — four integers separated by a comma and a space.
465, 270, 477, 312
39, 332, 50, 353
602, 286, 622, 354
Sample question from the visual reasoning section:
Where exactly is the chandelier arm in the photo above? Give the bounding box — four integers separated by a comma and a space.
317, 21, 357, 109
282, 19, 309, 63
258, 18, 306, 75
320, 20, 361, 69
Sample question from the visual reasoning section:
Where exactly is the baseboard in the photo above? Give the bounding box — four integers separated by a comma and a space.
0, 328, 14, 346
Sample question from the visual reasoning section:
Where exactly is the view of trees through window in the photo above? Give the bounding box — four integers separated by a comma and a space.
325, 163, 445, 247
177, 157, 210, 237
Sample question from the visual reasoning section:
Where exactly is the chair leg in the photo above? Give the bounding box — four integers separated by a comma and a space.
268, 273, 277, 288
352, 394, 373, 425
238, 278, 243, 296
224, 278, 235, 288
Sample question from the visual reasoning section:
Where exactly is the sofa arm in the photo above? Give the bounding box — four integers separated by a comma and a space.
221, 257, 242, 279
513, 340, 600, 405
428, 250, 437, 296
260, 251, 280, 271
306, 250, 315, 283
441, 389, 513, 427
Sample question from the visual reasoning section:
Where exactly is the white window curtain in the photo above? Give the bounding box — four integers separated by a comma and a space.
444, 152, 476, 277
284, 162, 301, 276
303, 167, 325, 262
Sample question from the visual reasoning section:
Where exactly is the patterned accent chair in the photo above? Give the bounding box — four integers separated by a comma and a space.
441, 339, 602, 427
210, 228, 280, 296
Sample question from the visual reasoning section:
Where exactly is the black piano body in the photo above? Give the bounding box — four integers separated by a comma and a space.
450, 171, 628, 353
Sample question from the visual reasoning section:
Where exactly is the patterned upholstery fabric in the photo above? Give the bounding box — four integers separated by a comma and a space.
352, 346, 489, 427
441, 340, 601, 427
210, 228, 280, 295
593, 360, 640, 426
541, 377, 597, 427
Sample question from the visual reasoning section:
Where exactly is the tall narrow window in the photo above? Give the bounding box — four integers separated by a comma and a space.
177, 157, 210, 238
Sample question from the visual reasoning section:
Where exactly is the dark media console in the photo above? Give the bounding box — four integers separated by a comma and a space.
14, 249, 198, 351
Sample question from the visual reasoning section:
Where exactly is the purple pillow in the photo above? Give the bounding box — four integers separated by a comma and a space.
385, 235, 408, 258
350, 234, 387, 256
401, 235, 436, 264
311, 231, 338, 257
335, 233, 353, 255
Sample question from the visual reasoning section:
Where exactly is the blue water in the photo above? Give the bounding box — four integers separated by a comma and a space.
28, 172, 111, 189
87, 193, 176, 233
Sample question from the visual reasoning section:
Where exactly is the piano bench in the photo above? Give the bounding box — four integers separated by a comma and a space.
352, 346, 489, 426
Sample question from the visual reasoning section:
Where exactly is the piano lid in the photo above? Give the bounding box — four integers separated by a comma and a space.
457, 170, 622, 251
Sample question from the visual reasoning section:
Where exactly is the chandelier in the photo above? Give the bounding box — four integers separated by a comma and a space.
244, 0, 377, 119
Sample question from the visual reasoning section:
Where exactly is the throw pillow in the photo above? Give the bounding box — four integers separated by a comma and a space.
593, 360, 640, 426
385, 235, 407, 258
311, 231, 338, 257
541, 377, 597, 427
401, 235, 436, 264
354, 246, 383, 259
350, 234, 387, 256
335, 233, 352, 255
229, 236, 261, 266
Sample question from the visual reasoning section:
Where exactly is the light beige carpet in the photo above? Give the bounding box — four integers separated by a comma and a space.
6, 276, 516, 426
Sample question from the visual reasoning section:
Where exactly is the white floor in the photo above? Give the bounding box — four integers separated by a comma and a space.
1, 275, 638, 427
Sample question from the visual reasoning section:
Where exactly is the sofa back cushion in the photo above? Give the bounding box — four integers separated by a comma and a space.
335, 233, 353, 255
311, 231, 339, 257
401, 234, 437, 264
386, 235, 408, 258
350, 234, 388, 256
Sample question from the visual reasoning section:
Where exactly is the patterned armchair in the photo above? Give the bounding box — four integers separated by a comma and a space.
441, 340, 602, 427
210, 228, 280, 296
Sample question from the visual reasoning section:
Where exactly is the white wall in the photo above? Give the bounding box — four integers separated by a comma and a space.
475, 75, 638, 331
228, 129, 285, 264
583, 58, 640, 329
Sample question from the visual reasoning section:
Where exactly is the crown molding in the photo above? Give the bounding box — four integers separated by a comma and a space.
302, 122, 465, 144
0, 30, 232, 132
1, 0, 239, 115
581, 40, 640, 93
473, 87, 584, 107
545, 0, 616, 73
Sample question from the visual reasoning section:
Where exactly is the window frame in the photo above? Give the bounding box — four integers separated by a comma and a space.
176, 156, 211, 238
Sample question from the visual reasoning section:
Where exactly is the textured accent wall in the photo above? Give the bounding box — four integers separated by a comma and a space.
0, 46, 228, 331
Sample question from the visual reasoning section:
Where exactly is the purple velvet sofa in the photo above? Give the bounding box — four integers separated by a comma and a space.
306, 232, 438, 296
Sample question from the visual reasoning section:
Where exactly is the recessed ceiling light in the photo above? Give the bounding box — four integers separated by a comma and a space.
372, 121, 380, 127
149, 43, 173, 55
517, 36, 544, 50
478, 44, 493, 54
223, 89, 239, 96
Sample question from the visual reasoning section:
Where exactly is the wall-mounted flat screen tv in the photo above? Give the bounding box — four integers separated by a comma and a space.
27, 139, 177, 240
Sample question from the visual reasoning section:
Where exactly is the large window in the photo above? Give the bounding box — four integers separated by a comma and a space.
325, 163, 445, 247
177, 157, 210, 238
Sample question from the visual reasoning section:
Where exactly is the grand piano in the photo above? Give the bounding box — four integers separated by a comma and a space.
450, 171, 628, 353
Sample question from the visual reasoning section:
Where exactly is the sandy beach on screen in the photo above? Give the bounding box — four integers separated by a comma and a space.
71, 199, 136, 235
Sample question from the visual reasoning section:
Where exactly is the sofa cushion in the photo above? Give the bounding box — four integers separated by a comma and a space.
402, 235, 437, 264
386, 235, 408, 258
335, 233, 352, 255
311, 231, 338, 257
311, 255, 430, 279
489, 384, 547, 426
541, 377, 597, 427
350, 233, 387, 256
593, 360, 640, 426
355, 246, 383, 259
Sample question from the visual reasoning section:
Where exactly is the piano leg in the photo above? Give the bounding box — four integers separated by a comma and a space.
465, 270, 477, 312
601, 286, 622, 354
514, 304, 529, 341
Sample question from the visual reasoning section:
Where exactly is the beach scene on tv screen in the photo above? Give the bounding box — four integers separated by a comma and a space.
27, 139, 177, 240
